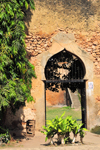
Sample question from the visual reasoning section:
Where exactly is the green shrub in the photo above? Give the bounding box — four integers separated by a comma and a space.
41, 112, 87, 145
0, 127, 10, 144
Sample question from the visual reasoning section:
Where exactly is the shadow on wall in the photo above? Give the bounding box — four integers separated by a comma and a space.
24, 7, 33, 34
4, 107, 36, 138
26, 0, 99, 31
39, 0, 97, 18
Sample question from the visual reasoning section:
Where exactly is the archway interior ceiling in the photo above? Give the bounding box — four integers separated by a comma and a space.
45, 49, 86, 92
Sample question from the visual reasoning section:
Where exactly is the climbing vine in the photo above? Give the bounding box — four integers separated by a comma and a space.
0, 0, 35, 113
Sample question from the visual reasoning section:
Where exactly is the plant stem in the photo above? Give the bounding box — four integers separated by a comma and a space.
50, 137, 53, 145
72, 134, 77, 143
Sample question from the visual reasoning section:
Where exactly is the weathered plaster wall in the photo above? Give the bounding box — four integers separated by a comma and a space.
5, 0, 100, 131
93, 76, 100, 126
25, 0, 100, 34
29, 32, 96, 130
25, 30, 100, 130
5, 105, 36, 134
24, 0, 100, 128
25, 0, 100, 74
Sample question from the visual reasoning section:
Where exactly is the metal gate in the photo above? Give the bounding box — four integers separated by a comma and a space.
44, 49, 87, 127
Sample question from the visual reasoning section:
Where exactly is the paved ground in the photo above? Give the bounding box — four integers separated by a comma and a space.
1, 131, 100, 150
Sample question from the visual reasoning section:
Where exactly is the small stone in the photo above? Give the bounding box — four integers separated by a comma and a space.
26, 43, 30, 47
34, 42, 37, 45
26, 35, 32, 39
92, 53, 96, 57
37, 48, 41, 50
97, 65, 100, 69
42, 48, 45, 51
29, 46, 33, 49
37, 45, 41, 48
44, 44, 47, 47
40, 42, 44, 46
98, 58, 100, 61
95, 62, 98, 65
38, 41, 41, 45
95, 49, 100, 52
25, 40, 28, 43
93, 41, 98, 46
88, 42, 93, 46
26, 47, 30, 50
30, 39, 34, 41
38, 50, 42, 53
87, 48, 92, 52
92, 45, 96, 49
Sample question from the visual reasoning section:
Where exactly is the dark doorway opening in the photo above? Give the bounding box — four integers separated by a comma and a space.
44, 49, 86, 128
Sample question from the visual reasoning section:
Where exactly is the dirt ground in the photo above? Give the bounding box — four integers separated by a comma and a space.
1, 130, 100, 150
7, 130, 100, 149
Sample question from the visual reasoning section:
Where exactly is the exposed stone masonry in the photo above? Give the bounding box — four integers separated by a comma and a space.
25, 29, 100, 75
75, 32, 100, 75
25, 32, 52, 58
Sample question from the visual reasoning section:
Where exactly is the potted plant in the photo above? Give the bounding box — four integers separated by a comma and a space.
41, 125, 55, 145
79, 127, 88, 144
64, 116, 73, 143
41, 112, 88, 145
51, 112, 65, 144
41, 112, 65, 145
57, 119, 67, 145
71, 120, 83, 143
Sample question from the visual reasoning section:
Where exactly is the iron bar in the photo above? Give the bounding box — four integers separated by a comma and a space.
43, 79, 86, 83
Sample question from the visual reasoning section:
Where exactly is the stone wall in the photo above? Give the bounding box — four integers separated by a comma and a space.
27, 31, 100, 129
24, 0, 100, 129
46, 89, 66, 106
25, 0, 100, 75
26, 30, 100, 75
5, 0, 100, 131
25, 0, 100, 34
5, 104, 36, 136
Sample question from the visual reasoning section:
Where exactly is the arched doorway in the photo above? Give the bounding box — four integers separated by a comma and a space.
32, 32, 93, 130
44, 49, 87, 127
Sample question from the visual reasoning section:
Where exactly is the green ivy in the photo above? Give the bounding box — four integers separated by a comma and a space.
0, 0, 36, 113
0, 126, 10, 144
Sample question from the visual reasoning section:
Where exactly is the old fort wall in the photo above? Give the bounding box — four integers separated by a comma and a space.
5, 0, 100, 133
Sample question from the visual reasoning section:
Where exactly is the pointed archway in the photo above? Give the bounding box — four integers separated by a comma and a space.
44, 48, 86, 127
45, 48, 86, 80
32, 32, 94, 130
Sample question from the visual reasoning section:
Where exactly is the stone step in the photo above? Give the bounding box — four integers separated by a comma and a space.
68, 89, 81, 109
